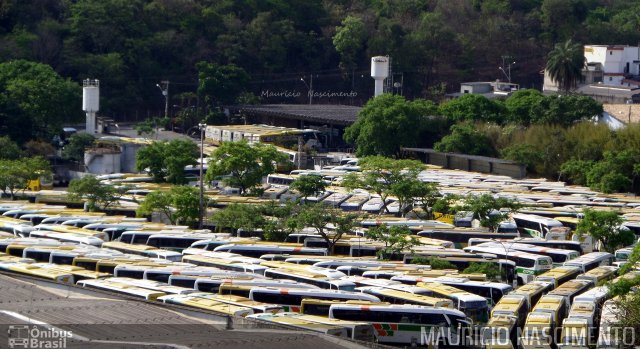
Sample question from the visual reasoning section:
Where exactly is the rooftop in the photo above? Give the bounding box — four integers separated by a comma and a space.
228, 104, 362, 126
603, 103, 640, 124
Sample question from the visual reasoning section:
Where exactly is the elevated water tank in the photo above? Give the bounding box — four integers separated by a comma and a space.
371, 56, 389, 97
82, 79, 100, 112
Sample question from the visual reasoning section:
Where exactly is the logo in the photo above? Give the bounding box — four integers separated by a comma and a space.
8, 325, 72, 348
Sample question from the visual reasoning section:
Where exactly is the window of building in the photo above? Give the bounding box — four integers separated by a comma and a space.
609, 77, 613, 81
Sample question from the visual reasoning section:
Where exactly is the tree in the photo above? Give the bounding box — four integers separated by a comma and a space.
294, 203, 361, 255
0, 136, 22, 160
463, 262, 502, 281
67, 175, 122, 212
134, 117, 169, 138
342, 156, 425, 215
24, 140, 55, 157
461, 194, 521, 232
367, 225, 419, 260
62, 133, 95, 162
576, 209, 635, 253
197, 62, 250, 107
0, 60, 82, 143
438, 94, 506, 124
559, 159, 594, 186
205, 140, 288, 195
136, 139, 199, 184
434, 122, 497, 156
0, 157, 51, 199
332, 16, 367, 73
504, 89, 546, 125
289, 175, 326, 199
137, 186, 200, 227
412, 256, 456, 269
344, 95, 434, 157
211, 203, 266, 234
546, 39, 586, 92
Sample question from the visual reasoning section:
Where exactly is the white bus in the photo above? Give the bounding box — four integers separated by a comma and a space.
563, 252, 614, 273
328, 304, 471, 346
474, 241, 578, 267
512, 214, 564, 239
463, 245, 553, 284
248, 287, 380, 313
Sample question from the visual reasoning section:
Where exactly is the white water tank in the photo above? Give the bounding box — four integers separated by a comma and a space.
371, 56, 389, 97
82, 79, 100, 112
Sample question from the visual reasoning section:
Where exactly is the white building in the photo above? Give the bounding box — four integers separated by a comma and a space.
583, 45, 640, 86
543, 45, 640, 103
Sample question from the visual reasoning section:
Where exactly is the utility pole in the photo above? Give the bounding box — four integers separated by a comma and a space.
198, 123, 206, 229
156, 80, 170, 119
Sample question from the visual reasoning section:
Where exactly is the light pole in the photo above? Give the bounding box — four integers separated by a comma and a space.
198, 123, 206, 229
498, 60, 515, 83
491, 238, 514, 285
156, 80, 169, 119
300, 75, 313, 105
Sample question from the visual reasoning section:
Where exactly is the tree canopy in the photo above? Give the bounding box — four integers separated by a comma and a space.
136, 139, 199, 184
546, 39, 586, 92
137, 186, 200, 227
67, 175, 123, 212
344, 94, 436, 157
205, 140, 288, 195
576, 209, 636, 253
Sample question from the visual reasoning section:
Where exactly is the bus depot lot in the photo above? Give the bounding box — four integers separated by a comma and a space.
0, 273, 369, 349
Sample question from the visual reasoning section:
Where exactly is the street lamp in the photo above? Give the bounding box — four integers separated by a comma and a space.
491, 238, 515, 286
156, 81, 169, 119
498, 61, 515, 83
198, 123, 206, 229
300, 76, 313, 105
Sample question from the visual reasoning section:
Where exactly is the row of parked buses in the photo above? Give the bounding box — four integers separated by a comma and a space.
0, 194, 639, 348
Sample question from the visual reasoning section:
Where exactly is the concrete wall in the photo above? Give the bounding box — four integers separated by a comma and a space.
406, 149, 527, 179
84, 151, 121, 174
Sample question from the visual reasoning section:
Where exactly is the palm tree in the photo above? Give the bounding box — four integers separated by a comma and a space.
546, 40, 586, 93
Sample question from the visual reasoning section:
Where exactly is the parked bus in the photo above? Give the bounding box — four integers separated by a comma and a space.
463, 245, 553, 284
328, 304, 471, 346
576, 266, 618, 285
417, 229, 519, 248
247, 313, 348, 338
490, 294, 528, 329
158, 293, 254, 317
597, 298, 622, 349
416, 282, 490, 324
214, 243, 327, 258
535, 266, 582, 289
521, 312, 554, 349
512, 214, 564, 239
510, 281, 552, 311
474, 241, 578, 266
263, 268, 356, 291
77, 278, 165, 301
356, 286, 454, 308
248, 287, 380, 312
547, 279, 593, 304
300, 299, 385, 317
564, 252, 615, 273
416, 277, 512, 307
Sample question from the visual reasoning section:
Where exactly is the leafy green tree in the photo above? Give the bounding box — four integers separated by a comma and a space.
434, 122, 497, 156
289, 175, 326, 199
438, 94, 506, 124
197, 62, 250, 107
342, 156, 425, 215
546, 39, 586, 92
585, 150, 640, 193
0, 136, 22, 160
501, 143, 544, 172
294, 203, 361, 255
504, 89, 546, 125
0, 157, 51, 199
134, 117, 169, 138
461, 194, 521, 231
205, 140, 288, 195
559, 159, 594, 186
344, 94, 434, 157
367, 225, 419, 260
67, 175, 122, 212
333, 16, 367, 73
137, 186, 200, 227
62, 133, 95, 162
211, 203, 266, 234
411, 256, 456, 269
431, 194, 464, 216
532, 95, 602, 126
0, 60, 82, 143
412, 182, 440, 219
576, 209, 636, 253
463, 262, 503, 281
136, 139, 199, 184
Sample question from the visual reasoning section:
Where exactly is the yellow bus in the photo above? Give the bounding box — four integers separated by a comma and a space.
531, 294, 568, 329
547, 279, 593, 304
356, 286, 454, 308
0, 262, 73, 284
101, 241, 182, 262
510, 282, 552, 311
522, 312, 554, 349
416, 282, 489, 324
490, 294, 528, 328
300, 299, 386, 317
247, 313, 349, 338
77, 278, 166, 301
158, 293, 254, 316
576, 265, 618, 285
535, 266, 582, 289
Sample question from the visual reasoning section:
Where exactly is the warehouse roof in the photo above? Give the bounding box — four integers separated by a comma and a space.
228, 104, 361, 126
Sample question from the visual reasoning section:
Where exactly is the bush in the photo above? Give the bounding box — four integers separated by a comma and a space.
412, 256, 456, 270
463, 262, 502, 281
